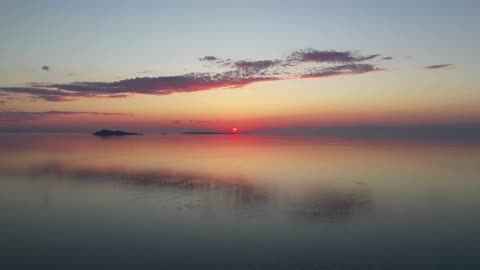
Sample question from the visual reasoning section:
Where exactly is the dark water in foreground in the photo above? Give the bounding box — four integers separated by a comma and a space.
1, 134, 479, 269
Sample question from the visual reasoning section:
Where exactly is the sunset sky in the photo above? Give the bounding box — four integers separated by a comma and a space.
1, 0, 479, 133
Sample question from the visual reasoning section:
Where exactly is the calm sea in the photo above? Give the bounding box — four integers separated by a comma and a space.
1, 134, 479, 269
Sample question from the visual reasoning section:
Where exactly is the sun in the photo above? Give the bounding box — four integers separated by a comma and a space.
232, 127, 238, 133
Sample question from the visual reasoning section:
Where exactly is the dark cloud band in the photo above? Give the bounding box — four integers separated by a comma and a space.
424, 64, 453, 70
0, 111, 131, 122
0, 49, 386, 102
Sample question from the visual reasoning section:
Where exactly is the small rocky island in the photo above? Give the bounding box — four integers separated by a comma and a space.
93, 130, 142, 136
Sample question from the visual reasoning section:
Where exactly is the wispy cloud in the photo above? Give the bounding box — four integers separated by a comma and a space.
288, 49, 381, 63
0, 110, 131, 122
0, 87, 79, 102
0, 87, 133, 102
302, 64, 381, 78
232, 60, 282, 72
0, 48, 385, 102
199, 56, 222, 62
424, 64, 454, 70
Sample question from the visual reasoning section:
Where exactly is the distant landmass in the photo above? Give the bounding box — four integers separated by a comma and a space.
184, 131, 246, 135
93, 130, 142, 136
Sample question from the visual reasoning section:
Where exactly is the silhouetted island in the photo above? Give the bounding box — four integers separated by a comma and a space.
93, 130, 142, 136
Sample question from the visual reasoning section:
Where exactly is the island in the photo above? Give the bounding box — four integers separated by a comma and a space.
93, 130, 142, 136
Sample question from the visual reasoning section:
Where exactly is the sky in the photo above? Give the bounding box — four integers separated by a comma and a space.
0, 0, 479, 134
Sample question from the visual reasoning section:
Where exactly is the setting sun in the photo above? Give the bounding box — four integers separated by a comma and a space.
232, 127, 238, 133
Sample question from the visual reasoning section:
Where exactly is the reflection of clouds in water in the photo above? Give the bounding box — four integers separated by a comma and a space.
29, 162, 259, 193
25, 162, 371, 223
290, 187, 372, 223
28, 162, 269, 211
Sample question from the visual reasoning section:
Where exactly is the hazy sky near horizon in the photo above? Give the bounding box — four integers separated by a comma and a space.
0, 0, 479, 133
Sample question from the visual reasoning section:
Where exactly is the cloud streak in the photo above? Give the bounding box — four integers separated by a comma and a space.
424, 64, 453, 70
302, 64, 381, 78
0, 49, 386, 102
288, 49, 381, 63
0, 110, 131, 122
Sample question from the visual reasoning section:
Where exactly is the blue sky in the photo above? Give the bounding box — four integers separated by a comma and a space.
1, 0, 478, 84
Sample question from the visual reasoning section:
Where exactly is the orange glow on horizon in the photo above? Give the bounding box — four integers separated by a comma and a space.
232, 127, 238, 133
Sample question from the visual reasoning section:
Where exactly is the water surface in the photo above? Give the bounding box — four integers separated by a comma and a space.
1, 134, 479, 269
